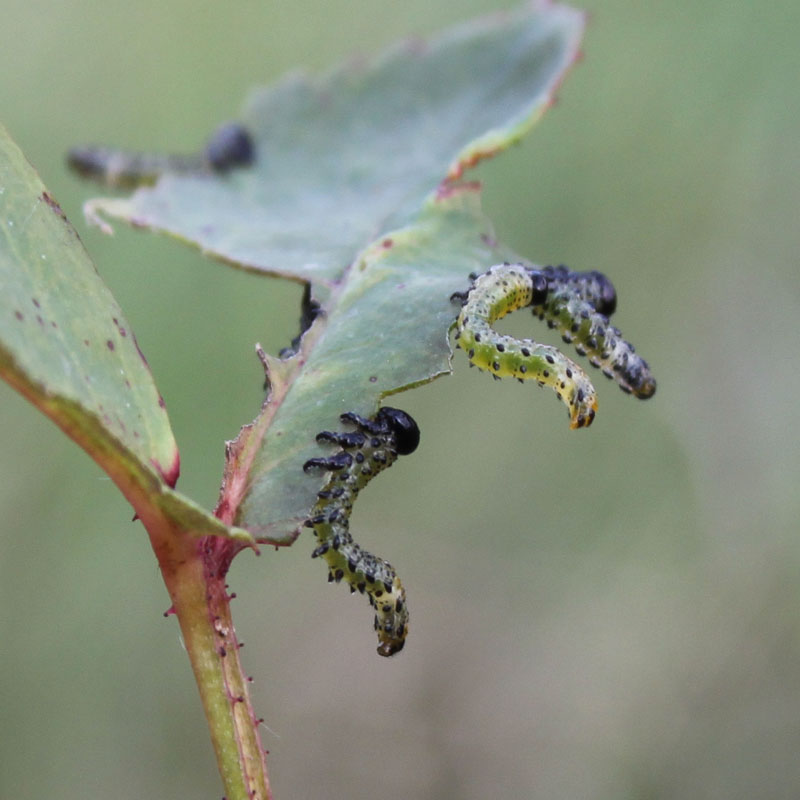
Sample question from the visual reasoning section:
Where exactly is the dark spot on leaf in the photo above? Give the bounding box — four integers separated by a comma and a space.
369, 376, 378, 383
36, 315, 44, 326
133, 335, 151, 367
382, 238, 393, 248
41, 191, 67, 220
83, 339, 90, 346
106, 339, 115, 350
32, 298, 40, 308
14, 311, 23, 321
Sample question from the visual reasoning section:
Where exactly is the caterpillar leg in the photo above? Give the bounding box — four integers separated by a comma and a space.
302, 407, 420, 656
453, 262, 656, 427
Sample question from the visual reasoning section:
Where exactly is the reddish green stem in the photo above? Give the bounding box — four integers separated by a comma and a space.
141, 503, 272, 800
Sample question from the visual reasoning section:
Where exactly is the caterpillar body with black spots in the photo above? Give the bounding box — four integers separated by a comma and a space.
67, 121, 254, 188
452, 263, 655, 427
533, 265, 655, 399
303, 407, 420, 657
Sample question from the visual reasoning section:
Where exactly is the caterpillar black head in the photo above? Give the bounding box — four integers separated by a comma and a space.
204, 122, 255, 171
376, 407, 420, 456
526, 269, 549, 305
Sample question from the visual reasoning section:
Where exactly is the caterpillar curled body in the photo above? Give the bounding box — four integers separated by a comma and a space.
67, 121, 254, 188
303, 407, 420, 657
452, 263, 655, 427
534, 265, 656, 399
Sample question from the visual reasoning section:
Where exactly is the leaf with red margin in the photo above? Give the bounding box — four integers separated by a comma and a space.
84, 3, 584, 288
0, 124, 252, 544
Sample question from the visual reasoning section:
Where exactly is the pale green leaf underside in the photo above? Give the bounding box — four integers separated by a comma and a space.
79, 3, 584, 543
0, 125, 252, 544
87, 3, 583, 288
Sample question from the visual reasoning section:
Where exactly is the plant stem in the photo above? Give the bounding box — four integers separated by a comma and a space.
144, 506, 272, 800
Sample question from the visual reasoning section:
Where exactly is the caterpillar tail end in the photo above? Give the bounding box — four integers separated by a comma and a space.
633, 375, 657, 400
374, 585, 409, 657
377, 638, 405, 657
568, 397, 598, 430
562, 370, 598, 430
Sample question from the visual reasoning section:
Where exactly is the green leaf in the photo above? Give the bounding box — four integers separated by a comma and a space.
232, 187, 519, 542
85, 3, 584, 287
0, 124, 252, 544
75, 3, 585, 544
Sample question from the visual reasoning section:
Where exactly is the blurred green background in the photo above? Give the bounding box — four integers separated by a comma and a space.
2, 0, 799, 798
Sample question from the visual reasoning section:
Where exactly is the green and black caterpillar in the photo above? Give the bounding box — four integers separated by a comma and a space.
303, 407, 420, 657
67, 121, 254, 187
452, 263, 655, 427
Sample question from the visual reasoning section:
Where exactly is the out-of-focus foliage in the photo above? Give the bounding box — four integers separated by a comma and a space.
89, 5, 581, 285
1, 1, 799, 799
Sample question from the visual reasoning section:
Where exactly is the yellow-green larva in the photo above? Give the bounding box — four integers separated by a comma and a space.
67, 122, 254, 187
303, 407, 420, 657
452, 263, 655, 427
